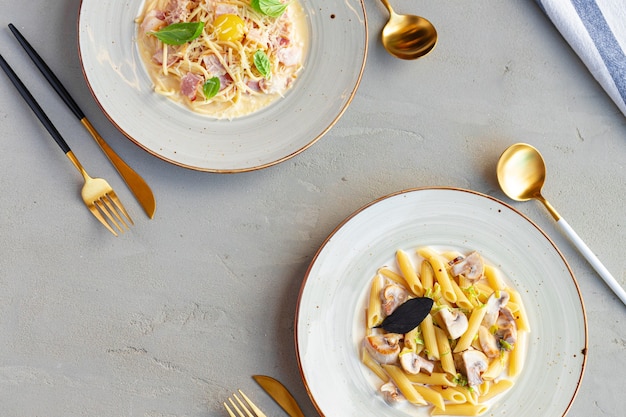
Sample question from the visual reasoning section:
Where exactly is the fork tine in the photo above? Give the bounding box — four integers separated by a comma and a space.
107, 190, 134, 225
224, 391, 266, 417
102, 194, 129, 229
95, 198, 124, 235
227, 397, 247, 417
238, 391, 267, 417
87, 204, 118, 236
223, 402, 237, 417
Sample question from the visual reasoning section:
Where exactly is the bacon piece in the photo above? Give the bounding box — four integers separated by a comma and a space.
277, 46, 301, 67
218, 73, 233, 91
214, 3, 239, 17
259, 74, 288, 94
247, 28, 269, 46
152, 49, 179, 67
166, 0, 191, 24
246, 80, 261, 93
202, 54, 227, 76
180, 72, 203, 101
140, 9, 166, 34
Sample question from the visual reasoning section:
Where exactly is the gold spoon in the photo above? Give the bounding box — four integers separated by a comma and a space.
497, 143, 626, 305
379, 0, 437, 60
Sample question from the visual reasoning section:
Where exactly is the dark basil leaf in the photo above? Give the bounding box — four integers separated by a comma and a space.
150, 22, 204, 45
375, 297, 434, 334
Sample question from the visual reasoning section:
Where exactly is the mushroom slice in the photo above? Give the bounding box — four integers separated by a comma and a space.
364, 333, 402, 364
438, 308, 469, 340
400, 350, 435, 374
461, 349, 489, 387
380, 381, 406, 404
495, 307, 517, 351
482, 290, 510, 328
381, 283, 409, 316
449, 252, 484, 281
478, 325, 499, 358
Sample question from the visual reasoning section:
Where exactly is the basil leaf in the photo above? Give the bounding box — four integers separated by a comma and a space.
375, 297, 434, 334
203, 77, 221, 99
251, 0, 289, 18
150, 22, 204, 45
254, 50, 271, 79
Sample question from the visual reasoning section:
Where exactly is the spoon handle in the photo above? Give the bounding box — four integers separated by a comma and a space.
557, 218, 626, 305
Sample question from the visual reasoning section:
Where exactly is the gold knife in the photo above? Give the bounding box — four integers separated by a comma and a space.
9, 23, 156, 219
253, 375, 306, 417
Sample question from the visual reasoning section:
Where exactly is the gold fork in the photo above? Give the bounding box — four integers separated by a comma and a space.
0, 53, 133, 236
9, 24, 156, 219
224, 390, 267, 417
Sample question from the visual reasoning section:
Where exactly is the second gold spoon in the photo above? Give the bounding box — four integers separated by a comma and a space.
497, 143, 626, 305
379, 0, 437, 60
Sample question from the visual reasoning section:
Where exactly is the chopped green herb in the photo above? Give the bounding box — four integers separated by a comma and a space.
150, 22, 204, 45
453, 373, 468, 387
203, 77, 220, 99
500, 339, 514, 351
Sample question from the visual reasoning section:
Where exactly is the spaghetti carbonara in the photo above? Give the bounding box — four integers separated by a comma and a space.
136, 0, 306, 118
361, 247, 530, 416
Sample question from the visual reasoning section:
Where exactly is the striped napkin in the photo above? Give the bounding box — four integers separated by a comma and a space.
536, 0, 626, 116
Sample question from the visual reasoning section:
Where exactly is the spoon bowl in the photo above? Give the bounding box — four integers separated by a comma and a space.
379, 0, 437, 60
497, 143, 626, 305
496, 143, 557, 217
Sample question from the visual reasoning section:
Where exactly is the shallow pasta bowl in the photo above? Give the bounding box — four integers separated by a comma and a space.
295, 187, 587, 417
77, 0, 367, 172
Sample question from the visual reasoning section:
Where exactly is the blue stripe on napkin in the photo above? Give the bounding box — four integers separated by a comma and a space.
570, 0, 626, 109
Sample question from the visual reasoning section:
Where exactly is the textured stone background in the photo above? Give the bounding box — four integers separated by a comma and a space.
0, 1, 624, 416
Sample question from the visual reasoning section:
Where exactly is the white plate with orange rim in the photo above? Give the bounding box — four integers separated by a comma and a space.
295, 187, 587, 416
77, 0, 367, 172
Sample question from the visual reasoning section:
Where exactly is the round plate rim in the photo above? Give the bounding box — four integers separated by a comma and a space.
76, 0, 369, 173
294, 186, 588, 417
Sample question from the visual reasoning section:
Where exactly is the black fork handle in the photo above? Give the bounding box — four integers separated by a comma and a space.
0, 53, 71, 154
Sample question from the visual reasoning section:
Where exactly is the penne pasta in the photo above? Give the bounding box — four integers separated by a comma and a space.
420, 314, 440, 360
366, 274, 384, 328
382, 364, 427, 405
420, 259, 435, 291
361, 246, 528, 416
404, 326, 420, 352
479, 379, 514, 402
405, 372, 457, 387
448, 387, 478, 405
432, 403, 489, 416
430, 385, 467, 404
413, 384, 445, 410
482, 352, 508, 381
450, 279, 473, 310
418, 247, 457, 303
508, 330, 527, 377
396, 249, 423, 296
361, 347, 389, 382
378, 267, 410, 288
484, 264, 506, 291
506, 289, 530, 332
435, 326, 456, 375
453, 304, 488, 353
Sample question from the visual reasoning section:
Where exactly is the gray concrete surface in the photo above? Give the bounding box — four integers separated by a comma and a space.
0, 1, 624, 416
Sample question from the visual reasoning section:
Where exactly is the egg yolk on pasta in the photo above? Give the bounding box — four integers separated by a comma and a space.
214, 14, 245, 42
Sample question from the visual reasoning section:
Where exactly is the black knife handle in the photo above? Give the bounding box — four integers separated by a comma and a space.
0, 53, 71, 154
9, 23, 85, 120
